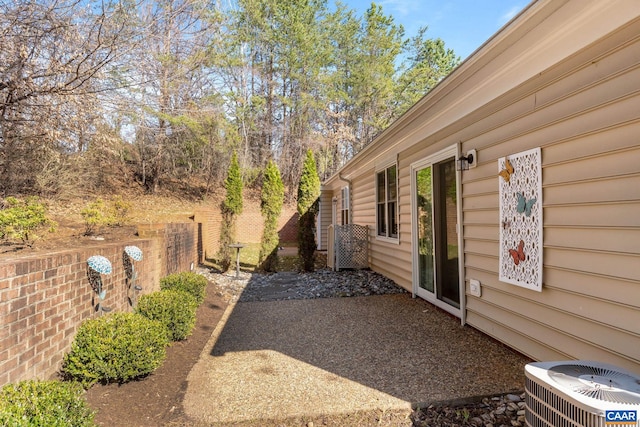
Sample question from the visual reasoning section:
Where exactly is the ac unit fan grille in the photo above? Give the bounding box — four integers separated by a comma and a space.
548, 364, 640, 405
525, 361, 640, 427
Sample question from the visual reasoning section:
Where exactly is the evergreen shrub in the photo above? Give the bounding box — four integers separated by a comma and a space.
62, 313, 168, 387
218, 152, 243, 271
259, 160, 284, 272
0, 380, 95, 427
0, 196, 57, 246
136, 290, 198, 341
80, 198, 109, 235
159, 272, 207, 305
80, 196, 131, 235
109, 195, 131, 226
297, 149, 320, 271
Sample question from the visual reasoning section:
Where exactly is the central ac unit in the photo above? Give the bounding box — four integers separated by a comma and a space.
525, 360, 640, 427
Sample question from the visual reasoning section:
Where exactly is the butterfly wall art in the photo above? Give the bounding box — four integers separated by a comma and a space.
498, 147, 542, 291
508, 240, 526, 265
498, 158, 514, 183
516, 192, 536, 217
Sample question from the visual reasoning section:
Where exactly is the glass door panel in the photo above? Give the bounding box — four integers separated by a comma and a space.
413, 155, 460, 312
435, 159, 459, 308
416, 167, 434, 293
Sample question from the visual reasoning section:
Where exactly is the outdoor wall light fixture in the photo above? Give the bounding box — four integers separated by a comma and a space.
457, 149, 477, 171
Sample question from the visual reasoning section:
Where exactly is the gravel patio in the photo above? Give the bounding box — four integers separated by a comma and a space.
182, 270, 531, 426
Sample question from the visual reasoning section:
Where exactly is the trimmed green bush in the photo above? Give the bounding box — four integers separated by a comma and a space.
159, 272, 207, 305
62, 313, 169, 388
136, 290, 198, 341
297, 149, 321, 216
0, 380, 95, 427
223, 151, 243, 215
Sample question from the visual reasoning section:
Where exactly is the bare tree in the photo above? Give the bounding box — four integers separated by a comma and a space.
126, 0, 229, 194
0, 0, 130, 195
0, 0, 462, 200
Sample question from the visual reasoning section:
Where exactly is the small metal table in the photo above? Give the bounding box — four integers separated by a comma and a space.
228, 243, 245, 279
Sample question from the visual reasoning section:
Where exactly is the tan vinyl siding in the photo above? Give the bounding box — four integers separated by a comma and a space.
462, 25, 640, 371
351, 171, 375, 226
542, 227, 640, 254
321, 1, 640, 372
466, 298, 631, 364
465, 310, 571, 362
348, 169, 414, 291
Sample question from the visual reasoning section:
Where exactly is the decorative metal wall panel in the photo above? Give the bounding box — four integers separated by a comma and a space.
498, 147, 543, 291
335, 224, 369, 270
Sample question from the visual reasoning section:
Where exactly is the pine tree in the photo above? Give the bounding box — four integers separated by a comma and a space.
218, 152, 243, 271
394, 27, 460, 117
353, 3, 405, 148
258, 160, 285, 272
297, 149, 321, 271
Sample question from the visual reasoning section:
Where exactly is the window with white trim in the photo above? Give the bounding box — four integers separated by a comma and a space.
376, 164, 398, 239
341, 186, 350, 225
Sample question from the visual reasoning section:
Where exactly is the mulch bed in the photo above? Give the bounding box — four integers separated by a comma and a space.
84, 282, 227, 427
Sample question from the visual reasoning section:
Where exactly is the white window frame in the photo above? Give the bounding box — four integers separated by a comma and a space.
340, 186, 350, 225
375, 162, 399, 242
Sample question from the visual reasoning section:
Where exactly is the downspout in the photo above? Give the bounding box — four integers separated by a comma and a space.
457, 142, 467, 327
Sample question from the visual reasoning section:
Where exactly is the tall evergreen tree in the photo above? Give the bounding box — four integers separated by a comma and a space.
258, 160, 285, 272
353, 3, 404, 149
394, 27, 460, 116
317, 2, 407, 178
317, 3, 361, 179
218, 152, 243, 271
0, 0, 463, 200
225, 0, 330, 191
297, 149, 321, 271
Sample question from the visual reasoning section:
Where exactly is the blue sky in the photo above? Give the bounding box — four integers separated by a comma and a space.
340, 0, 530, 60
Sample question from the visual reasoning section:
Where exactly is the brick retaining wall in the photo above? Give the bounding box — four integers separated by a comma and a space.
0, 223, 196, 387
195, 202, 298, 260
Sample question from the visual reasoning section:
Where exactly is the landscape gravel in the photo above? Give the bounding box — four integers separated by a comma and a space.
195, 267, 408, 302
194, 266, 529, 426
411, 393, 528, 427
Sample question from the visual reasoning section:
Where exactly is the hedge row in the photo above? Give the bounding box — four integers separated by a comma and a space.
0, 380, 95, 427
0, 272, 208, 426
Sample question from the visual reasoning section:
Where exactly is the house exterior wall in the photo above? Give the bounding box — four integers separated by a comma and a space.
322, 0, 640, 372
460, 25, 640, 372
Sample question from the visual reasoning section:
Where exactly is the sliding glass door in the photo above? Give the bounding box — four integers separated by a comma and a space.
412, 147, 462, 316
